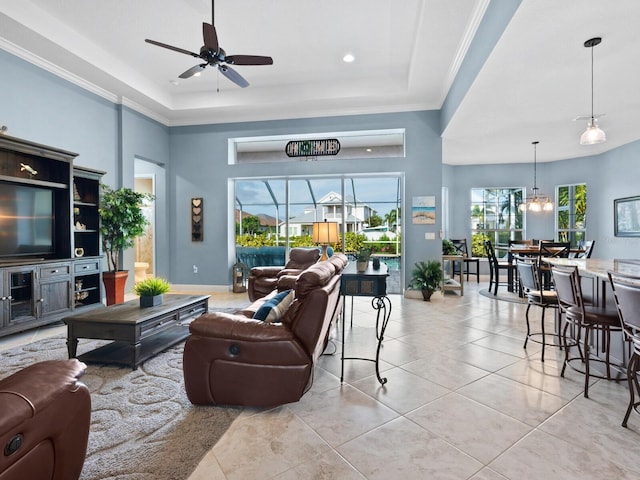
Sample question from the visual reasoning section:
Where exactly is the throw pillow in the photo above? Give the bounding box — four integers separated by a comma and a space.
252, 289, 295, 323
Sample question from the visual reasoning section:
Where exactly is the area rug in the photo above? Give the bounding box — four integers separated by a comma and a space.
479, 288, 527, 304
0, 335, 242, 480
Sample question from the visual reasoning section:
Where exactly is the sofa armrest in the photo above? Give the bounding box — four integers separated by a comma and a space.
276, 268, 303, 278
190, 312, 295, 342
0, 359, 87, 434
250, 266, 284, 278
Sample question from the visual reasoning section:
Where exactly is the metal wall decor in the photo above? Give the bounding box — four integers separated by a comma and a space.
285, 139, 340, 158
191, 197, 203, 241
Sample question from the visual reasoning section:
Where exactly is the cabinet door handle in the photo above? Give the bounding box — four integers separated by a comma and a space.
7, 296, 12, 300
1, 296, 6, 301
83, 265, 90, 270
51, 269, 59, 273
39, 298, 45, 303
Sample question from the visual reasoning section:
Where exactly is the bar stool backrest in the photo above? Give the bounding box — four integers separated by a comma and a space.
608, 271, 640, 343
551, 265, 584, 315
516, 259, 540, 293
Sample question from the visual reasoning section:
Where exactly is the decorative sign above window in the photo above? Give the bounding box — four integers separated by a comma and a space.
285, 139, 341, 158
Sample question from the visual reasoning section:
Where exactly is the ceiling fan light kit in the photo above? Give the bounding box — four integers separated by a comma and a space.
580, 36, 606, 145
519, 141, 553, 213
144, 0, 273, 89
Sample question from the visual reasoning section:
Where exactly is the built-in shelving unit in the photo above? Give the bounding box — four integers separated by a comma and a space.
0, 134, 105, 337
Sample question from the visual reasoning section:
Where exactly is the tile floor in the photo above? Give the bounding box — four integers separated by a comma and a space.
3, 283, 640, 479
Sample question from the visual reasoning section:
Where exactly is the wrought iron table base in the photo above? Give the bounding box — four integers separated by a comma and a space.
341, 295, 392, 385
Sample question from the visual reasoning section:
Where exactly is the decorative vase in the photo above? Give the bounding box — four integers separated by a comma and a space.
102, 270, 129, 306
421, 289, 434, 301
356, 261, 368, 272
372, 257, 381, 270
140, 294, 163, 308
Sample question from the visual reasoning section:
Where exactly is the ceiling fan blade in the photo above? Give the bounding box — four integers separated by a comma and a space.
145, 39, 200, 58
218, 65, 249, 88
179, 64, 207, 79
202, 22, 219, 52
225, 55, 273, 66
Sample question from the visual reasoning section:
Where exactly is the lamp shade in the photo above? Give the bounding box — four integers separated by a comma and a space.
312, 221, 339, 244
580, 119, 606, 145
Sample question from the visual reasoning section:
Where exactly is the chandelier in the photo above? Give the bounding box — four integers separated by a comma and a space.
518, 141, 553, 213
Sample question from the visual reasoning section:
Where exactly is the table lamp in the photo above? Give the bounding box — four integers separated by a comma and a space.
312, 220, 339, 261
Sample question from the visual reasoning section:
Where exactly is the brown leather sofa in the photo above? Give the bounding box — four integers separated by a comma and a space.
184, 253, 348, 407
247, 247, 321, 301
0, 359, 91, 480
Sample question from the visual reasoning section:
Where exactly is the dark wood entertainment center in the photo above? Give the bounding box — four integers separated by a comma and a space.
0, 134, 105, 338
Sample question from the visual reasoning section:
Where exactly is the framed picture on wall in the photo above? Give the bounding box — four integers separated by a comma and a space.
412, 195, 436, 224
614, 196, 640, 237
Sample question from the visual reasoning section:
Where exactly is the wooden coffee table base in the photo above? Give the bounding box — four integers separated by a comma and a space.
63, 294, 209, 370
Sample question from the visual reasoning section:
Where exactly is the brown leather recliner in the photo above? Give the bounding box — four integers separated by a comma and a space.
0, 359, 91, 480
184, 253, 348, 407
247, 247, 321, 301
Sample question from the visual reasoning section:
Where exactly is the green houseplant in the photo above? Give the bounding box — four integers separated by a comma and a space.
410, 260, 443, 301
442, 239, 457, 255
356, 247, 370, 272
99, 185, 153, 305
134, 276, 170, 308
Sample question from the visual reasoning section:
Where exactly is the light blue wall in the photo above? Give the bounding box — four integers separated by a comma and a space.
169, 111, 442, 286
444, 139, 640, 259
0, 49, 118, 177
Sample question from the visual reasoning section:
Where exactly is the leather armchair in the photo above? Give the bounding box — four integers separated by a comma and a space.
248, 247, 321, 301
184, 254, 348, 407
0, 359, 91, 480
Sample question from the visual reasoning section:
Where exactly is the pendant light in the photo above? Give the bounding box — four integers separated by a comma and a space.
580, 37, 606, 145
518, 141, 553, 213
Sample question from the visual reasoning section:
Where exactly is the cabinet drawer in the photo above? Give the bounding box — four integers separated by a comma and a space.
39, 263, 71, 279
140, 313, 178, 338
74, 260, 100, 275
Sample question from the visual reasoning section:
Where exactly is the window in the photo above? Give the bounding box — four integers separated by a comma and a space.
470, 188, 524, 257
557, 184, 587, 247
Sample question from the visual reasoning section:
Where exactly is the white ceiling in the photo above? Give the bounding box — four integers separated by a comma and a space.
1, 0, 639, 165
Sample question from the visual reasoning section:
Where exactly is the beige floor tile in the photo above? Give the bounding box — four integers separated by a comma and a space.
457, 374, 569, 427
338, 416, 483, 480
442, 342, 522, 372
272, 450, 366, 480
212, 407, 331, 480
287, 384, 399, 447
401, 352, 490, 390
351, 366, 451, 414
489, 429, 640, 479
407, 392, 532, 464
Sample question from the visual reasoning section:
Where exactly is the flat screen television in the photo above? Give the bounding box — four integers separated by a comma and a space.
0, 182, 55, 258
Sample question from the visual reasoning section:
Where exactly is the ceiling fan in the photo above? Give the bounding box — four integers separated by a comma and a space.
144, 0, 273, 88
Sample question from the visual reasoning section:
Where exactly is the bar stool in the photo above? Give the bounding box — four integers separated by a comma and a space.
608, 270, 640, 427
516, 257, 561, 362
552, 265, 623, 398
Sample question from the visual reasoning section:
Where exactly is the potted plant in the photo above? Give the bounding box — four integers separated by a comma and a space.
356, 248, 370, 272
134, 276, 170, 308
442, 238, 457, 255
99, 185, 153, 305
410, 260, 443, 301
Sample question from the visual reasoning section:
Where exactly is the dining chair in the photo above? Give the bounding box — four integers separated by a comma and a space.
516, 258, 560, 362
483, 240, 517, 295
578, 240, 595, 259
551, 265, 622, 398
538, 241, 571, 288
450, 238, 480, 283
607, 270, 640, 427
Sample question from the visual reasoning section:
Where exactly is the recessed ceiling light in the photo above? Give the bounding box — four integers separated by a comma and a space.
343, 53, 355, 63
366, 148, 372, 152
